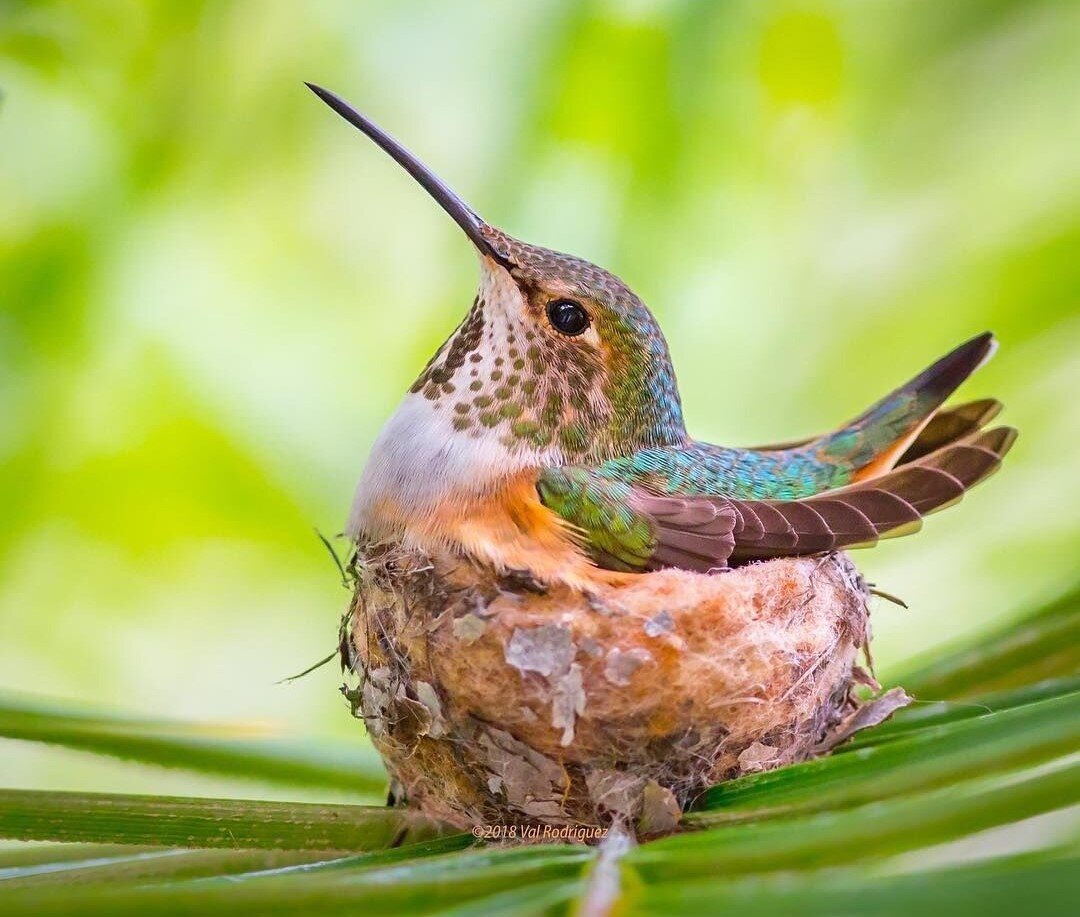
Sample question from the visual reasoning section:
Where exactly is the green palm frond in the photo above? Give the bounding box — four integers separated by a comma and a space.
0, 693, 387, 797
692, 687, 1078, 819
894, 585, 1080, 697
634, 845, 1080, 915
1, 583, 1076, 914
0, 789, 448, 849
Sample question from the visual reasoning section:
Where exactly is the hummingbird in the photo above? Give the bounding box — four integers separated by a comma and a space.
308, 84, 1017, 589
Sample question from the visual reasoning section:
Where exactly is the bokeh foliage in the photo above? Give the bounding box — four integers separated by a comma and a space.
1, 0, 1078, 807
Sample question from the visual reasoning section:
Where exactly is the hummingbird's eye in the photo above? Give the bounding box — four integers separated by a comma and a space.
546, 299, 590, 337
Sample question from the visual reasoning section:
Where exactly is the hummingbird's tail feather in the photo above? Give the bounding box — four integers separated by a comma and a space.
813, 332, 997, 484
729, 425, 1017, 562
896, 397, 1002, 463
746, 398, 1003, 456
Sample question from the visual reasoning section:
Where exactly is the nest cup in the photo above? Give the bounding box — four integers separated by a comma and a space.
341, 543, 901, 835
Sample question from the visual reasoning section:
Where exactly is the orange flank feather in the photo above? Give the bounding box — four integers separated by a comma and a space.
369, 473, 605, 588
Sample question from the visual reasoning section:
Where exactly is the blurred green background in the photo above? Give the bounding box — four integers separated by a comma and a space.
1, 0, 1077, 801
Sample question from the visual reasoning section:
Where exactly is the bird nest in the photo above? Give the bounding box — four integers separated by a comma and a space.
340, 543, 908, 836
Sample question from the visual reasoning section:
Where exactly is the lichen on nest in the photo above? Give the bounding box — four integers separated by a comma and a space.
340, 542, 908, 836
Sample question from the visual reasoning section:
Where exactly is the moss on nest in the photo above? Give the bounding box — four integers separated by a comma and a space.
340, 543, 907, 836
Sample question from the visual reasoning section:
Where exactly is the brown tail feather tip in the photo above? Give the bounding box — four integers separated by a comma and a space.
975, 425, 1018, 456
844, 426, 1016, 538
898, 398, 1004, 463
951, 398, 1004, 425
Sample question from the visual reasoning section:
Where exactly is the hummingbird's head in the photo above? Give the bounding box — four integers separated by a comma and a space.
308, 84, 686, 464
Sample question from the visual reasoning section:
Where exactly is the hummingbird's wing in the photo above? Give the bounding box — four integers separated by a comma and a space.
537, 467, 737, 572
725, 426, 1015, 563
538, 427, 1016, 574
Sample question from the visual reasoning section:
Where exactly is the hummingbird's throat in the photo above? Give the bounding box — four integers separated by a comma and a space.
407, 263, 609, 460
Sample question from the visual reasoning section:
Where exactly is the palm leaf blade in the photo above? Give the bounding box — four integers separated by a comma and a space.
0, 693, 386, 795
895, 585, 1080, 698
0, 845, 591, 916
0, 848, 333, 888
633, 847, 1079, 915
843, 675, 1080, 749
693, 689, 1079, 820
638, 761, 1079, 877
0, 789, 447, 850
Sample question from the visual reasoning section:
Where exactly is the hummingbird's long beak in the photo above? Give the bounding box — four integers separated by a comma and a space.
306, 83, 505, 264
